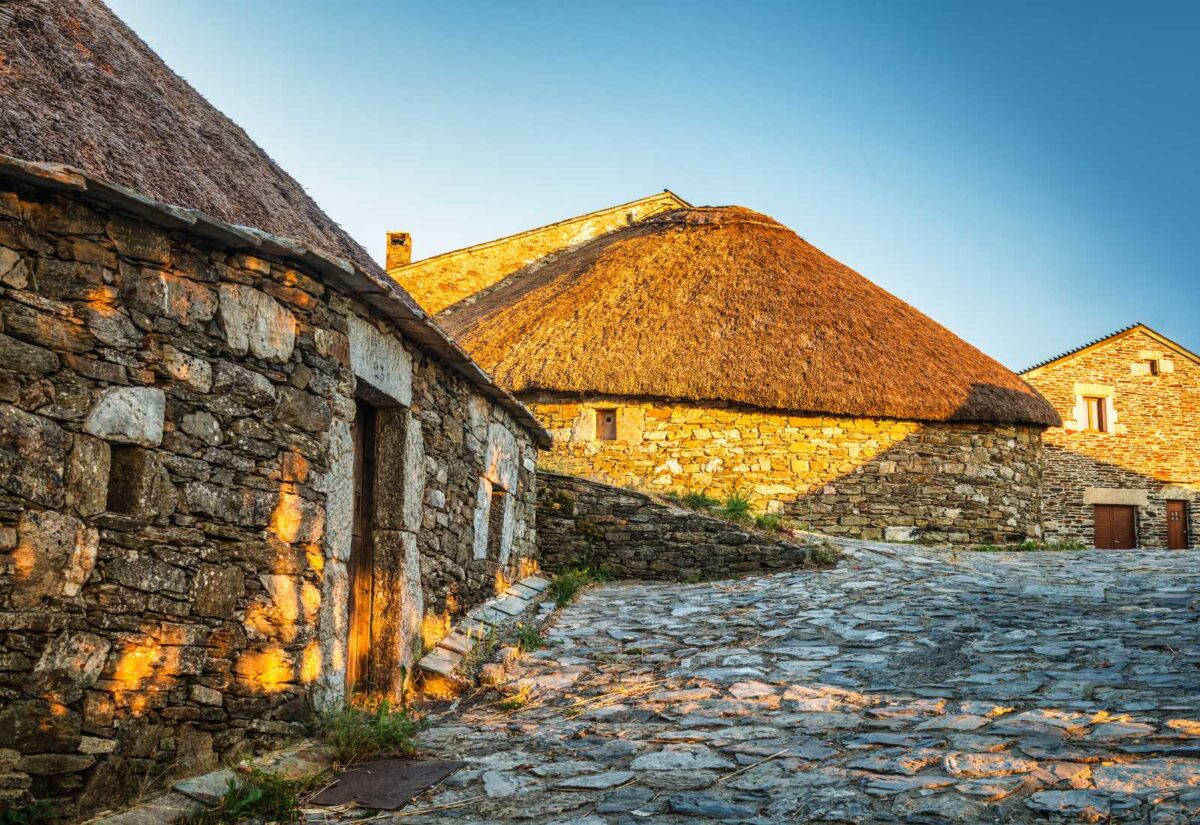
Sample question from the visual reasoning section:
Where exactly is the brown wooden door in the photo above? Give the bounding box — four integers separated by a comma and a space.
346, 402, 377, 697
1167, 501, 1189, 550
596, 409, 617, 441
1094, 504, 1136, 550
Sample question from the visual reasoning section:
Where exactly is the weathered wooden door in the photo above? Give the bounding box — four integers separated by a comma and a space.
596, 409, 617, 441
1167, 501, 1189, 550
346, 401, 377, 697
1094, 504, 1136, 550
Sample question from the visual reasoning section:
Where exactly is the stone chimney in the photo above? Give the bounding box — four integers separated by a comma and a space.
385, 231, 412, 269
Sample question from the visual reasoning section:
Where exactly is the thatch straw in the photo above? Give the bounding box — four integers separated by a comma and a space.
440, 207, 1060, 426
0, 0, 377, 275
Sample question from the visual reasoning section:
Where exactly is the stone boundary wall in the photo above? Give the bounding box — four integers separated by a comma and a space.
537, 471, 827, 580
0, 181, 538, 817
529, 396, 1045, 545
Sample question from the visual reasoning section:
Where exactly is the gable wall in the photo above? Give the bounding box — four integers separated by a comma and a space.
389, 192, 686, 315
1023, 329, 1200, 547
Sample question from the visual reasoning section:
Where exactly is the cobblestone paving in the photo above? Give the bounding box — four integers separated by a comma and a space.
403, 541, 1200, 823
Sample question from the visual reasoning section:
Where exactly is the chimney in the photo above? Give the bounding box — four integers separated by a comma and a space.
385, 231, 412, 269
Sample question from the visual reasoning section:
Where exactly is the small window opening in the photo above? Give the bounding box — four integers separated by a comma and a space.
596, 408, 617, 441
1083, 396, 1108, 433
486, 489, 507, 560
106, 445, 148, 514
1147, 359, 1160, 376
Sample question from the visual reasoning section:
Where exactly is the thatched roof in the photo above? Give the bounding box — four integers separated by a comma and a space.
0, 0, 375, 274
440, 207, 1060, 427
0, 0, 549, 444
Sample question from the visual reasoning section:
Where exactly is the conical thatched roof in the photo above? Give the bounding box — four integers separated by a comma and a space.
440, 207, 1060, 426
0, 0, 375, 274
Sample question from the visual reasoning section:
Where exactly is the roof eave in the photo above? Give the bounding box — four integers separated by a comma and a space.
0, 154, 551, 448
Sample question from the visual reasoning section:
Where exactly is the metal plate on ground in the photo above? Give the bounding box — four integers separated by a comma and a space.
310, 758, 465, 810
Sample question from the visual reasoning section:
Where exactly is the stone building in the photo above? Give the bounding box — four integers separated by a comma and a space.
0, 1, 546, 816
1022, 324, 1198, 549
391, 201, 1060, 544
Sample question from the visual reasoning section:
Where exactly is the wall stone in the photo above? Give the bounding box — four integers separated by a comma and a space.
1024, 328, 1199, 547
0, 183, 539, 817
538, 472, 829, 580
529, 396, 1043, 545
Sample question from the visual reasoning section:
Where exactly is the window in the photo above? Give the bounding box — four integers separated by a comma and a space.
595, 408, 617, 441
1084, 396, 1108, 433
1147, 359, 1160, 376
106, 445, 148, 514
486, 490, 507, 560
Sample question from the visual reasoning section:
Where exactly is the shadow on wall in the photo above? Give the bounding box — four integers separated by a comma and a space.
537, 383, 1051, 545
1041, 443, 1195, 549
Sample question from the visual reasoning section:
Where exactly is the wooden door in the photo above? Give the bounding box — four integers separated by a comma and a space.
1167, 501, 1189, 550
1094, 504, 1136, 550
346, 401, 377, 697
596, 409, 617, 441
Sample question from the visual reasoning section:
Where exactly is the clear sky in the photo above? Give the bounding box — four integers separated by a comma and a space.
107, 0, 1198, 370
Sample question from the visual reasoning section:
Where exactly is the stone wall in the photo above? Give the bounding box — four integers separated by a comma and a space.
1024, 328, 1199, 547
537, 472, 828, 580
530, 396, 1044, 545
389, 192, 686, 315
0, 182, 538, 816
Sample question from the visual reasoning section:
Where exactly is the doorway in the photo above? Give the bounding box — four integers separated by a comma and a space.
1167, 500, 1189, 550
1094, 504, 1136, 550
346, 400, 377, 697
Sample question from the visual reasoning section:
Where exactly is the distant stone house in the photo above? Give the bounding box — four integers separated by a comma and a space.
391, 199, 1060, 545
0, 1, 546, 817
1022, 324, 1198, 549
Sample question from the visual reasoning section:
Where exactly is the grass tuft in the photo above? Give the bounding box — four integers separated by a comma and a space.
514, 622, 545, 653
184, 769, 329, 825
316, 700, 424, 766
971, 539, 1088, 552
679, 491, 720, 510
752, 513, 784, 532
719, 491, 753, 522
0, 803, 58, 825
547, 566, 607, 607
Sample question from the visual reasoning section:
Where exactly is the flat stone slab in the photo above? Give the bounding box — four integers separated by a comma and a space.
87, 792, 203, 824
388, 540, 1200, 823
173, 768, 241, 806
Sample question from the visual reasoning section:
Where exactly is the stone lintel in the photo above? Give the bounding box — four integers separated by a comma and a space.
1083, 488, 1149, 507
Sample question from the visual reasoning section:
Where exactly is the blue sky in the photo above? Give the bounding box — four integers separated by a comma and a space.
108, 0, 1198, 370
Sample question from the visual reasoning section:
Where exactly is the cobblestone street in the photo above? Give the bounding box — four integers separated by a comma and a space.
402, 541, 1200, 823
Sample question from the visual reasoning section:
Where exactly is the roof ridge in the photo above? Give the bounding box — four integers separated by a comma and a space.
392, 190, 691, 271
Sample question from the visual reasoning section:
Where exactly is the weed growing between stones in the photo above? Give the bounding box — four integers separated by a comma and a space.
183, 769, 329, 825
670, 487, 792, 535
971, 539, 1089, 552
718, 490, 753, 522
315, 700, 425, 766
806, 539, 844, 568
547, 566, 608, 607
514, 622, 545, 653
0, 802, 58, 825
496, 683, 533, 712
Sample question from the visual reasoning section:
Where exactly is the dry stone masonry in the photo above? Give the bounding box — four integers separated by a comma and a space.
537, 471, 831, 580
0, 169, 540, 817
1023, 326, 1198, 548
395, 540, 1200, 824
532, 397, 1044, 545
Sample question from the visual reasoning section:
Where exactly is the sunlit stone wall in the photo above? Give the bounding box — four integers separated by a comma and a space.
529, 395, 1043, 545
0, 183, 537, 816
1023, 328, 1200, 548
